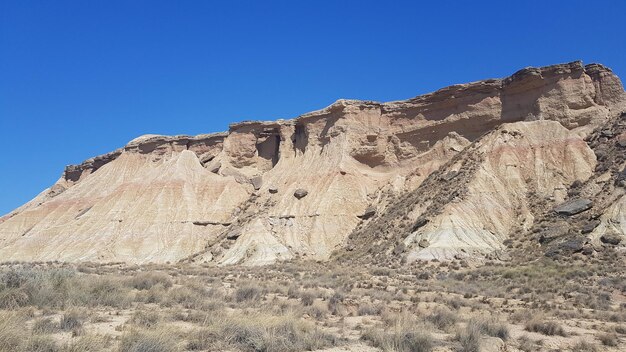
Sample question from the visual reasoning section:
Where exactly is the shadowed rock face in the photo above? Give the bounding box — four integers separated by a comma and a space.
1, 61, 625, 265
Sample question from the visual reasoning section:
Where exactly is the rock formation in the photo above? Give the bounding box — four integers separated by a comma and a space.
1, 61, 625, 265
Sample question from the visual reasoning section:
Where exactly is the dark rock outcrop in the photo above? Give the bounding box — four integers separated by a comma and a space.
554, 199, 593, 216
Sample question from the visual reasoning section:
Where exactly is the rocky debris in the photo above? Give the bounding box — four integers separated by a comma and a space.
412, 217, 429, 231
226, 228, 242, 240
581, 220, 601, 234
393, 243, 405, 255
440, 171, 458, 181
545, 236, 588, 257
207, 162, 221, 174
581, 247, 595, 256
357, 206, 376, 219
293, 189, 308, 199
480, 337, 505, 352
601, 129, 615, 138
600, 233, 621, 245
268, 187, 278, 194
617, 133, 626, 147
554, 199, 593, 216
74, 206, 93, 220
538, 222, 571, 244
192, 221, 231, 226
47, 184, 67, 198
250, 176, 263, 190
418, 238, 430, 248
63, 149, 123, 183
616, 168, 626, 187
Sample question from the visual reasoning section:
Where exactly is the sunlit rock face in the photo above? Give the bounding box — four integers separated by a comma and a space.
1, 61, 624, 265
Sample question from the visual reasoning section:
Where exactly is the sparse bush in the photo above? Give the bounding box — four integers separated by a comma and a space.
517, 335, 542, 352
571, 339, 598, 352
524, 319, 566, 336
61, 334, 110, 352
59, 309, 86, 335
470, 316, 508, 340
0, 288, 29, 309
362, 312, 432, 352
300, 291, 316, 306
129, 272, 173, 291
306, 301, 329, 320
32, 317, 59, 334
78, 276, 132, 308
187, 312, 337, 352
427, 309, 458, 331
361, 328, 433, 352
166, 286, 205, 309
136, 284, 167, 304
416, 271, 432, 280
130, 310, 162, 328
234, 285, 262, 303
357, 303, 381, 316
327, 292, 344, 314
597, 332, 618, 346
119, 329, 178, 352
456, 323, 481, 352
287, 285, 300, 299
0, 312, 27, 351
510, 309, 534, 324
24, 335, 59, 352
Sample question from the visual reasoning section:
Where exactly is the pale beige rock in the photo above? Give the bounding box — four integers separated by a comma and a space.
589, 194, 626, 247
404, 120, 597, 261
0, 61, 624, 265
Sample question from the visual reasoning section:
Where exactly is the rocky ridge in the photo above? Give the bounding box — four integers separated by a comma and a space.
0, 61, 625, 265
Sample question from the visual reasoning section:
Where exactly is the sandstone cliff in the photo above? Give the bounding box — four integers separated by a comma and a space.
1, 61, 624, 265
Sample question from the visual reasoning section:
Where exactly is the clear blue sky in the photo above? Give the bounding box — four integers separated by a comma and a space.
1, 0, 625, 215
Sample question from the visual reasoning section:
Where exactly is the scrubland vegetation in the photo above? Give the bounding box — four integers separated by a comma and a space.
0, 252, 624, 351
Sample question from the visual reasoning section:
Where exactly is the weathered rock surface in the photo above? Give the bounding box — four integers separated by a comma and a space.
1, 61, 625, 265
554, 198, 593, 215
402, 120, 597, 261
357, 206, 377, 219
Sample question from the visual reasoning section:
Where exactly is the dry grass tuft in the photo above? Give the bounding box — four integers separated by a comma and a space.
129, 272, 173, 291
187, 311, 338, 352
455, 323, 481, 352
361, 313, 433, 352
119, 328, 179, 352
524, 319, 567, 336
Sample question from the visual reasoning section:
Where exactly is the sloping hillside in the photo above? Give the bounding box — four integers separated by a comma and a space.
1, 61, 624, 265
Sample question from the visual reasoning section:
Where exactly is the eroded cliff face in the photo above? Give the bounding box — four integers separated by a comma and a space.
0, 61, 624, 265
